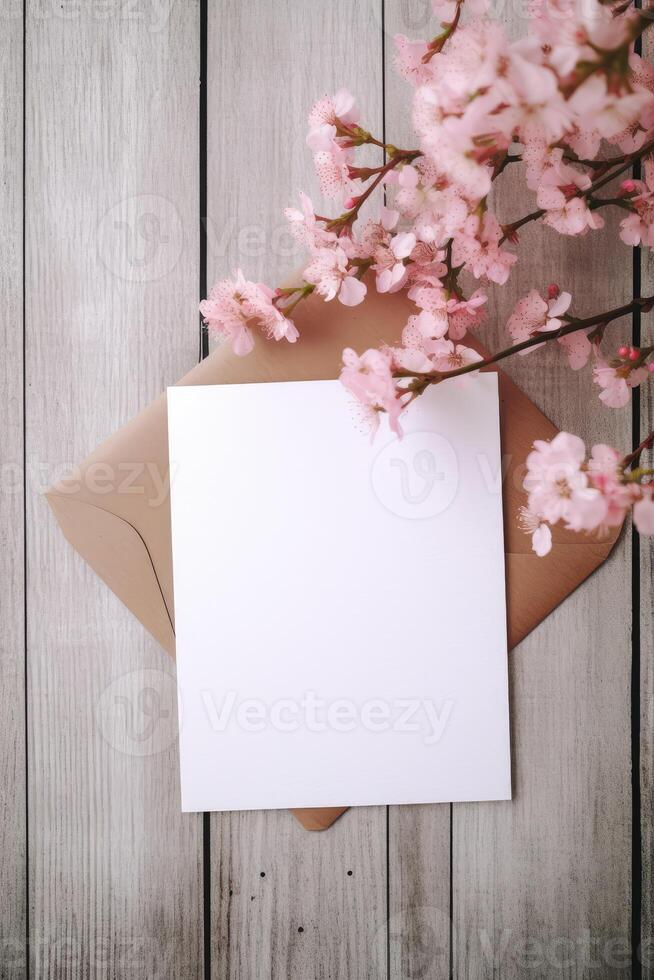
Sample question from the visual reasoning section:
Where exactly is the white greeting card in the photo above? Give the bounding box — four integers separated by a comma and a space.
167, 377, 511, 812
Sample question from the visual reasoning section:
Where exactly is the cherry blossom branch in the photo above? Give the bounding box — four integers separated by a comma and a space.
394, 296, 654, 390
622, 428, 654, 468
422, 0, 463, 62
501, 135, 654, 243
348, 129, 420, 159
327, 151, 421, 234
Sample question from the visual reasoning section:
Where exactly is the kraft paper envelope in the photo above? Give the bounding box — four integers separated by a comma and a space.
47, 284, 621, 832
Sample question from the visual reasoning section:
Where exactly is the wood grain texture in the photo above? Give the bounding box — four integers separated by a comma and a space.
387, 805, 451, 979
5, 1, 643, 977
452, 60, 633, 980
24, 2, 203, 976
206, 2, 387, 976
1, 3, 26, 976
385, 3, 633, 977
383, 4, 453, 976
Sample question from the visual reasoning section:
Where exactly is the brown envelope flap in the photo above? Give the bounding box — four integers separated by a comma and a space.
290, 807, 348, 831
47, 283, 621, 832
46, 493, 175, 655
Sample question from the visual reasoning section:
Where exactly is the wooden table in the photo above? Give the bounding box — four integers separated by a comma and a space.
2, 1, 652, 976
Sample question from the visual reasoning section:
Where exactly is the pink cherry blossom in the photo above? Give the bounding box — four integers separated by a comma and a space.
307, 90, 360, 200
506, 288, 572, 352
405, 239, 448, 285
523, 432, 607, 530
451, 211, 517, 285
619, 161, 654, 248
587, 444, 635, 527
612, 54, 654, 153
284, 192, 337, 250
518, 506, 553, 556
374, 232, 416, 293
568, 75, 654, 158
199, 270, 297, 356
340, 347, 406, 436
313, 144, 357, 201
303, 246, 367, 306
308, 88, 359, 130
394, 35, 433, 87
535, 150, 604, 236
557, 331, 592, 370
445, 290, 487, 340
592, 355, 648, 408
545, 196, 604, 236
395, 163, 470, 245
429, 339, 482, 373
402, 307, 449, 351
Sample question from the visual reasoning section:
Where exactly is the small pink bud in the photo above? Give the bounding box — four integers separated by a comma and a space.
618, 345, 630, 357
629, 348, 640, 361
648, 361, 654, 373
547, 283, 559, 299
344, 197, 357, 210
621, 179, 636, 194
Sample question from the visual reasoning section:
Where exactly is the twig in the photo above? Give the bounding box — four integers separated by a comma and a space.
394, 296, 654, 388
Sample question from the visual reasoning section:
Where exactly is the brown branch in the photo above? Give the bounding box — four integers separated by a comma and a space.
622, 428, 654, 468
501, 137, 654, 243
394, 296, 654, 388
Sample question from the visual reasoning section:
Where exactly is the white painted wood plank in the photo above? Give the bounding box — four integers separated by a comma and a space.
206, 2, 387, 976
1, 3, 26, 976
388, 805, 451, 979
384, 2, 633, 976
451, 42, 633, 980
25, 5, 203, 976
383, 3, 453, 976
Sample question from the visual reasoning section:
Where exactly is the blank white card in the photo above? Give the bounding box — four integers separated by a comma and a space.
167, 377, 511, 812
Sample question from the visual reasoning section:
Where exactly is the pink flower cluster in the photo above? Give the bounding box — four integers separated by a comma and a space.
199, 271, 298, 355
198, 0, 654, 550
521, 433, 654, 556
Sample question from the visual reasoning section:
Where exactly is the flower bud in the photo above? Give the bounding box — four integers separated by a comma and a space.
620, 179, 636, 194
547, 283, 559, 299
618, 345, 629, 358
628, 348, 640, 361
